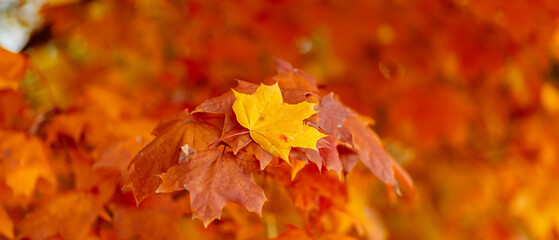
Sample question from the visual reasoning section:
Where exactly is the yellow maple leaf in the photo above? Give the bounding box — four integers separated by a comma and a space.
232, 83, 326, 161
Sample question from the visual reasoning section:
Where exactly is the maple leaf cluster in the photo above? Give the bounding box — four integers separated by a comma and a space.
124, 59, 413, 227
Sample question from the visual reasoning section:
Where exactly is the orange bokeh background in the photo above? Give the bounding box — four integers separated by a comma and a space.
2, 0, 559, 239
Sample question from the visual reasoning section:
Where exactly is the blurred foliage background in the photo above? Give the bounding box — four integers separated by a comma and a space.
2, 0, 559, 239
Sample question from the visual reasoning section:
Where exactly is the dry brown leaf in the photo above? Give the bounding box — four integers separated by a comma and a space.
124, 110, 221, 204
157, 148, 267, 227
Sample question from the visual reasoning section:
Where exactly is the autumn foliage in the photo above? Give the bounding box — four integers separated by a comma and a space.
2, 0, 559, 239
124, 60, 413, 230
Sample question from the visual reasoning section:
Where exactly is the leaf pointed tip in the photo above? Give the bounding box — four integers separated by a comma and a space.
194, 215, 220, 228
134, 196, 144, 207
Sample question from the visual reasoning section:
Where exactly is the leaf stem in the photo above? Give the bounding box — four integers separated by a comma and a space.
208, 130, 250, 148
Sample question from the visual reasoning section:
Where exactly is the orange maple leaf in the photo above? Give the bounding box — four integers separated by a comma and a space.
0, 131, 56, 197
157, 148, 267, 227
124, 110, 221, 204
